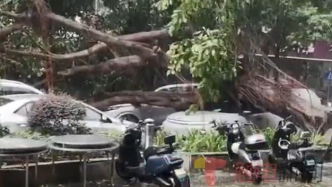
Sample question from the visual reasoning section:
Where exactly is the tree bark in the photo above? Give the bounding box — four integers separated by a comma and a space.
89, 91, 199, 111
57, 56, 143, 76
0, 23, 24, 39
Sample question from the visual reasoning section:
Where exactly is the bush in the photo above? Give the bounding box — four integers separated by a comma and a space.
154, 130, 227, 152
99, 130, 122, 142
181, 130, 227, 152
27, 94, 91, 136
0, 126, 10, 137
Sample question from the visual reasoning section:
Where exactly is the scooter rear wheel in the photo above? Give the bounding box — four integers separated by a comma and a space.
115, 160, 134, 180
301, 171, 313, 183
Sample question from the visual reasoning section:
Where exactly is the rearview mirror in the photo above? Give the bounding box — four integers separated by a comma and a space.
285, 122, 297, 134
164, 135, 176, 145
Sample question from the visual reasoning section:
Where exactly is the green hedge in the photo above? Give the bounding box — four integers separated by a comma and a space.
0, 127, 327, 154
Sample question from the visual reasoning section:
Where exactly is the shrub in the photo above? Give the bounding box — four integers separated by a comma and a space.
99, 130, 122, 142
27, 94, 91, 136
0, 126, 10, 137
11, 130, 46, 140
181, 130, 227, 152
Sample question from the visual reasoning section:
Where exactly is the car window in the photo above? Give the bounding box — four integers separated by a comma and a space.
15, 102, 35, 116
0, 86, 37, 95
83, 107, 102, 121
0, 98, 13, 107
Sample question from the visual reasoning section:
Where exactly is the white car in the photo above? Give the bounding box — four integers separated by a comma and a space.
0, 94, 134, 134
0, 79, 44, 95
106, 83, 199, 125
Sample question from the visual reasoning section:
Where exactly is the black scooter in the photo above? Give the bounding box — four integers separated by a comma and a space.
268, 117, 316, 183
115, 119, 190, 187
211, 120, 268, 184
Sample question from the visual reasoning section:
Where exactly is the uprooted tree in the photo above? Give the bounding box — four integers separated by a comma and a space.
1, 0, 332, 129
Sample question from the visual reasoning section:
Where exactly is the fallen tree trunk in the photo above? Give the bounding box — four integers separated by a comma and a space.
57, 55, 143, 76
89, 91, 199, 111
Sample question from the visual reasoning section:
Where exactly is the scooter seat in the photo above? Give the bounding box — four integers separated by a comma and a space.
127, 163, 145, 176
168, 157, 184, 167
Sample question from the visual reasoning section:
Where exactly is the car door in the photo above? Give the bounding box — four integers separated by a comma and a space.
82, 107, 126, 133
4, 102, 35, 133
81, 107, 105, 132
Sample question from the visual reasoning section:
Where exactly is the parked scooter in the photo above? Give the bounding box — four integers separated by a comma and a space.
211, 120, 268, 184
115, 119, 190, 187
268, 117, 316, 183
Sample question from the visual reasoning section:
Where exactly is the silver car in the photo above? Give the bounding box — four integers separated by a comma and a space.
106, 83, 199, 125
0, 79, 44, 95
0, 94, 134, 134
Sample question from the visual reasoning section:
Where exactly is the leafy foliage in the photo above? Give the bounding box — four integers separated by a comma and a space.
27, 94, 91, 136
180, 130, 227, 152
156, 0, 332, 105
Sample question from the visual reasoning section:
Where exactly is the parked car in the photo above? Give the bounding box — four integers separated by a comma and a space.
0, 79, 44, 95
106, 83, 199, 125
0, 94, 134, 134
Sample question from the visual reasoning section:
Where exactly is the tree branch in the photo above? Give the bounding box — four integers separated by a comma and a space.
57, 56, 143, 76
0, 40, 147, 61
0, 10, 26, 21
0, 23, 24, 39
57, 30, 168, 60
0, 10, 169, 61
89, 91, 199, 111
46, 13, 155, 58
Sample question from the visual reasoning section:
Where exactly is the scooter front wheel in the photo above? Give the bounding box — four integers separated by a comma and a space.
115, 160, 134, 180
167, 175, 190, 187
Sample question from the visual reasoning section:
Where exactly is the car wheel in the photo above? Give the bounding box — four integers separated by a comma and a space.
119, 114, 140, 123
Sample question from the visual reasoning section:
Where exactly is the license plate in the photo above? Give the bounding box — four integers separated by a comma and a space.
175, 169, 190, 187
179, 176, 190, 187
252, 160, 263, 167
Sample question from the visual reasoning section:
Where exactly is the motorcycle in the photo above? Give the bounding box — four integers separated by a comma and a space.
268, 117, 316, 183
115, 119, 190, 187
211, 120, 268, 184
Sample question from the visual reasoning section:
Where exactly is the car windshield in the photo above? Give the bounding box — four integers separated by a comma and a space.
0, 98, 13, 107
241, 123, 261, 136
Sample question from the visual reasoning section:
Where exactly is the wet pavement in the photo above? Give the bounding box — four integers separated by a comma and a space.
43, 163, 332, 187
